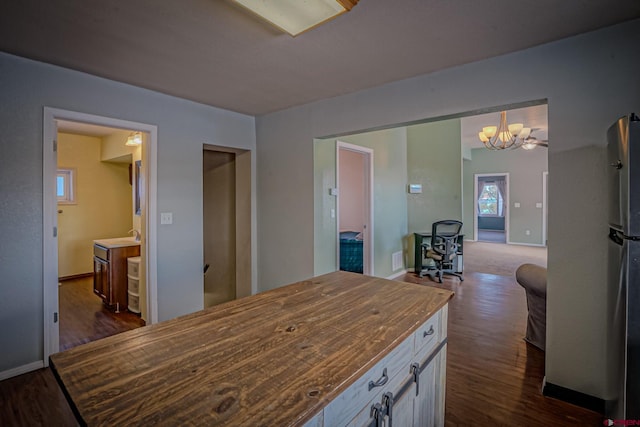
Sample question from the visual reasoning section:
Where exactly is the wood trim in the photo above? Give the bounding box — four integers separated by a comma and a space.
336, 0, 359, 11
542, 379, 605, 414
58, 272, 93, 282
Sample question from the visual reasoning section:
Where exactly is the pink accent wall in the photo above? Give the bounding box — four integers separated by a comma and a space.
339, 149, 365, 233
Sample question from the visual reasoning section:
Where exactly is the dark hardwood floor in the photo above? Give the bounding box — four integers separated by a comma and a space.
0, 273, 603, 426
402, 271, 603, 426
1, 277, 145, 426
59, 277, 145, 351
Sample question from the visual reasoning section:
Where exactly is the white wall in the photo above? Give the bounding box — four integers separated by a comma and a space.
256, 20, 640, 399
0, 52, 256, 374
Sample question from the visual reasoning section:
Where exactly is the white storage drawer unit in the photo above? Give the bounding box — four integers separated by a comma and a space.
127, 257, 140, 276
307, 305, 448, 427
127, 256, 141, 314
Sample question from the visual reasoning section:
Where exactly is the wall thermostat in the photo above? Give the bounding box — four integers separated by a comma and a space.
408, 184, 422, 194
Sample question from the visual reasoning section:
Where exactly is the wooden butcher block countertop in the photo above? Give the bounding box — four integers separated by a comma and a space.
50, 271, 453, 426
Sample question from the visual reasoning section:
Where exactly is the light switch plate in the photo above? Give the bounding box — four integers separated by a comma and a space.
160, 212, 173, 225
536, 203, 543, 208
514, 202, 521, 208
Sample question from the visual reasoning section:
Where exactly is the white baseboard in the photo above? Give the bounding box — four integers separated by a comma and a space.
506, 241, 546, 247
0, 360, 44, 381
386, 269, 408, 280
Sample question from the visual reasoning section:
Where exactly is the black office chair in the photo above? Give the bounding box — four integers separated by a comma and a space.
423, 220, 464, 283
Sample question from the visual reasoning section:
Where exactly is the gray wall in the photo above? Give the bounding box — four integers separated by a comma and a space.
463, 147, 548, 245
256, 20, 640, 399
0, 52, 256, 373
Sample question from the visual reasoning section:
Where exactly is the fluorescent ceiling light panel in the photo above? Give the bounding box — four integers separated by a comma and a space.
233, 0, 357, 36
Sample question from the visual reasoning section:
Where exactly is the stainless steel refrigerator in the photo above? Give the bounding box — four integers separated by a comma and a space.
607, 113, 640, 418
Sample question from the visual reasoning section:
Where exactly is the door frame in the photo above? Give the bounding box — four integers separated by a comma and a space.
336, 141, 374, 275
473, 173, 509, 243
43, 107, 158, 364
542, 171, 549, 246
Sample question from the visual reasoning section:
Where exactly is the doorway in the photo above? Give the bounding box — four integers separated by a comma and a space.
43, 108, 158, 364
474, 173, 509, 243
202, 145, 252, 308
337, 141, 373, 275
56, 124, 147, 349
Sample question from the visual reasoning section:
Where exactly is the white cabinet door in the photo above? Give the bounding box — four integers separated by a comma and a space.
413, 347, 445, 427
386, 387, 414, 427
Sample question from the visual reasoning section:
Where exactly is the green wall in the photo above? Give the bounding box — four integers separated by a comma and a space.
406, 120, 462, 267
313, 139, 338, 275
314, 127, 408, 278
314, 120, 463, 275
463, 147, 548, 245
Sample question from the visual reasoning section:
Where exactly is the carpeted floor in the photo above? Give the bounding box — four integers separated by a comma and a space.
463, 241, 547, 277
477, 229, 506, 243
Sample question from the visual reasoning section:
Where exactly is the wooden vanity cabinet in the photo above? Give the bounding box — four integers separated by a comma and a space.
93, 243, 140, 312
93, 256, 109, 301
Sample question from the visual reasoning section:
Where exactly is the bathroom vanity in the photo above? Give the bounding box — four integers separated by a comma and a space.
51, 271, 453, 426
93, 237, 140, 312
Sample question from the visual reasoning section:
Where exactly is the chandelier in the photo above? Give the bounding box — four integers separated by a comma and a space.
478, 111, 531, 150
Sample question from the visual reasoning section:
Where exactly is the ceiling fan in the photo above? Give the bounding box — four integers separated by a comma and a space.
522, 130, 548, 149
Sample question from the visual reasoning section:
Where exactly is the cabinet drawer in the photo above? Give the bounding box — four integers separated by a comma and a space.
414, 309, 441, 360
345, 366, 413, 427
127, 256, 141, 277
94, 245, 109, 261
128, 275, 140, 294
324, 336, 413, 426
128, 292, 140, 313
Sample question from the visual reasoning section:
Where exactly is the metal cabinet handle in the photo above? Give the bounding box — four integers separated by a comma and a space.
411, 362, 420, 396
368, 368, 388, 391
423, 325, 435, 337
369, 403, 383, 427
382, 392, 394, 427
610, 160, 623, 169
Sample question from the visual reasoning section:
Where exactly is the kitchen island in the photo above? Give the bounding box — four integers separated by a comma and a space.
50, 271, 453, 426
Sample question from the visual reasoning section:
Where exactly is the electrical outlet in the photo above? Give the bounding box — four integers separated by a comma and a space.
525, 230, 531, 236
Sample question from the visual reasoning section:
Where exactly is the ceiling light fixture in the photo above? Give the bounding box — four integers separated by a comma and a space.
125, 132, 143, 146
478, 111, 531, 150
232, 0, 359, 36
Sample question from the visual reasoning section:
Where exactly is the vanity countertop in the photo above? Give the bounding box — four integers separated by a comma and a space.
93, 237, 141, 249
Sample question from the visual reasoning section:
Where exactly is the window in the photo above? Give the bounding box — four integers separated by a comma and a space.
57, 168, 76, 204
478, 183, 503, 216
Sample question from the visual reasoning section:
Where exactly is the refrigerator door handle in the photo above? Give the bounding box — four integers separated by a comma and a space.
609, 228, 624, 246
